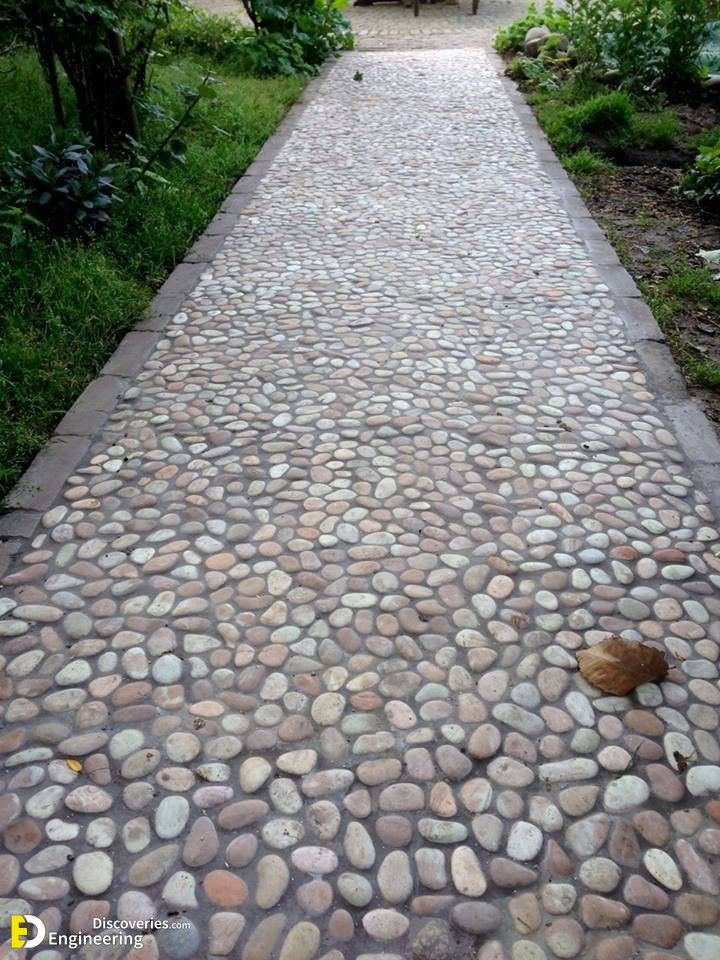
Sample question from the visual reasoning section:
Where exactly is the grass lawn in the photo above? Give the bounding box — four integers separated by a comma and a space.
0, 49, 304, 504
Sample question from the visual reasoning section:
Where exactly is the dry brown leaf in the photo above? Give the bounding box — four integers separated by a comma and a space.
576, 635, 669, 696
66, 758, 83, 772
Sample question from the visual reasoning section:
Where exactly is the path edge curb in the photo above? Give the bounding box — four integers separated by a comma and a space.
0, 56, 340, 575
490, 49, 720, 519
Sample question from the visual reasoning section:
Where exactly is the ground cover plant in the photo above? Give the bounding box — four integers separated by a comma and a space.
0, 1, 354, 504
496, 0, 720, 430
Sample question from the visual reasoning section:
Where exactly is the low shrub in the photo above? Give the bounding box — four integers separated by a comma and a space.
578, 90, 635, 136
263, 0, 354, 69
1, 130, 116, 242
160, 5, 253, 63
681, 142, 720, 205
665, 0, 714, 94
501, 1, 719, 96
538, 103, 586, 154
570, 0, 668, 93
537, 90, 636, 155
240, 30, 311, 77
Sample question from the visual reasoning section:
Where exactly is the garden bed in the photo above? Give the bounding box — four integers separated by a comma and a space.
581, 158, 720, 425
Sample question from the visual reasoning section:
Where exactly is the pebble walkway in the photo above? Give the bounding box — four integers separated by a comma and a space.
2, 7, 720, 960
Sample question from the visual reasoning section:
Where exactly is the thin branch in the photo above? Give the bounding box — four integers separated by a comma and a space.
128, 70, 211, 189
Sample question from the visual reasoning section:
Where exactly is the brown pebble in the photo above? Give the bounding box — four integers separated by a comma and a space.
3, 817, 42, 854
203, 870, 248, 908
632, 914, 682, 947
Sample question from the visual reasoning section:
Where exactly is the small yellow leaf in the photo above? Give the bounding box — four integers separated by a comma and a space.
66, 759, 83, 772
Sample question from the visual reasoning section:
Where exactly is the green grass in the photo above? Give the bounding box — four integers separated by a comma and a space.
642, 263, 720, 390
0, 50, 304, 502
563, 148, 614, 178
525, 74, 680, 161
632, 109, 682, 149
688, 358, 720, 387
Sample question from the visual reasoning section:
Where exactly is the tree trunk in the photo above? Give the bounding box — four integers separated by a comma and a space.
55, 26, 140, 152
33, 8, 65, 128
107, 29, 140, 144
35, 33, 65, 128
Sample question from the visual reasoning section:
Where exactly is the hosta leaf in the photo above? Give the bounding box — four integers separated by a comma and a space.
577, 635, 669, 696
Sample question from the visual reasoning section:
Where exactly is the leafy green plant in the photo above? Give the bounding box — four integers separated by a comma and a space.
681, 142, 720, 205
494, 2, 569, 54
699, 19, 720, 71
567, 0, 715, 94
1, 129, 116, 241
241, 0, 353, 72
129, 72, 220, 191
160, 5, 306, 75
507, 55, 561, 91
665, 0, 714, 93
572, 0, 669, 92
162, 1, 352, 76
240, 29, 311, 76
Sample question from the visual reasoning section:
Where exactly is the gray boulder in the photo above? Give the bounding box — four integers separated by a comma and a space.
524, 25, 551, 58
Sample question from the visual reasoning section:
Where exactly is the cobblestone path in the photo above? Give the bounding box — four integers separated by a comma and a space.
348, 1, 531, 49
2, 12, 720, 960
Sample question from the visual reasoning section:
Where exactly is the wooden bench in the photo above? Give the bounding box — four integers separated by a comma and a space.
356, 1, 479, 18
411, 1, 480, 15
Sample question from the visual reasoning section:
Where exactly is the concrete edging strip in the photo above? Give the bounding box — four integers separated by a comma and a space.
0, 58, 339, 574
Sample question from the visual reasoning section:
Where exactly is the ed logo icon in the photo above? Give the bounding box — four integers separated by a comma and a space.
10, 914, 46, 949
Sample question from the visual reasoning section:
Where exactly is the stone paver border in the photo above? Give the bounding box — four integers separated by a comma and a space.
0, 60, 337, 576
